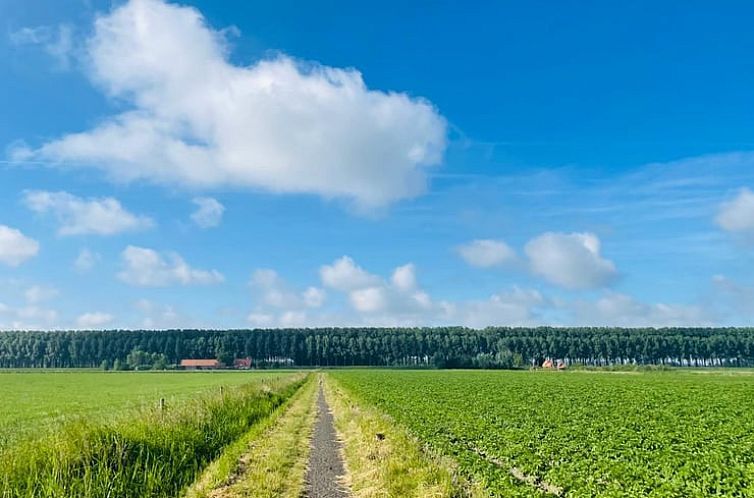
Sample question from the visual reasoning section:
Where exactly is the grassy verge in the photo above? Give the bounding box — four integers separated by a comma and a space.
185, 375, 318, 498
325, 374, 489, 498
0, 374, 307, 498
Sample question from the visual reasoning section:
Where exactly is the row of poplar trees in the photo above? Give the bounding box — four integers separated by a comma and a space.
0, 327, 753, 368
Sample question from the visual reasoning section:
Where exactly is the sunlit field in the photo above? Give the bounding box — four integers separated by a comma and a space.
333, 369, 754, 497
0, 370, 289, 447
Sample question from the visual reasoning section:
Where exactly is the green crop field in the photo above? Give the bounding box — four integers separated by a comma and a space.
0, 370, 307, 498
0, 370, 289, 448
332, 369, 754, 497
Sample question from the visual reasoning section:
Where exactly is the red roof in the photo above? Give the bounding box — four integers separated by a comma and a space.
181, 359, 221, 367
234, 357, 252, 367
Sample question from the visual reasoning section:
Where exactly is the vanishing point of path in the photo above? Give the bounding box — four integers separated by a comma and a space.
305, 382, 350, 498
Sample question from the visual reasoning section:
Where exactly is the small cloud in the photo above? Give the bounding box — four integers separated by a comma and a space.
457, 239, 517, 268
9, 24, 74, 69
320, 256, 381, 291
0, 225, 39, 267
524, 232, 617, 290
391, 263, 417, 291
190, 197, 224, 228
118, 245, 224, 287
24, 190, 153, 236
716, 188, 754, 233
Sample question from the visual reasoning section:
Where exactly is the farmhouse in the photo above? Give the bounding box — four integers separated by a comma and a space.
233, 357, 253, 369
180, 359, 223, 370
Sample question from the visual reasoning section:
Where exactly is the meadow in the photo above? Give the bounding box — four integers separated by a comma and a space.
332, 369, 754, 497
0, 370, 307, 498
0, 370, 289, 448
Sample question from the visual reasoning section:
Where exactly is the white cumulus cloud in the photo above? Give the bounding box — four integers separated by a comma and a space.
716, 188, 754, 233
24, 191, 153, 236
524, 232, 617, 289
16, 0, 446, 208
0, 225, 39, 267
118, 245, 224, 286
457, 239, 517, 268
322, 256, 432, 317
191, 197, 224, 228
320, 256, 381, 291
391, 263, 417, 291
349, 286, 389, 313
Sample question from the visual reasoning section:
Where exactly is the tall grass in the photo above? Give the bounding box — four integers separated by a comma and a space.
0, 374, 307, 498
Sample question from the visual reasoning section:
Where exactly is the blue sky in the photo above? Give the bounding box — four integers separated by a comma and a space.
2, 0, 754, 329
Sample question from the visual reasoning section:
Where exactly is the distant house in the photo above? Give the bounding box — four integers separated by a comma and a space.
233, 357, 252, 369
180, 359, 223, 370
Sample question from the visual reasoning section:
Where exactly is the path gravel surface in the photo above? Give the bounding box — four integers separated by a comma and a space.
305, 383, 350, 498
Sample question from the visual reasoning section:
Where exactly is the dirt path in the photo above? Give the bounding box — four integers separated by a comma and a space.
305, 382, 350, 498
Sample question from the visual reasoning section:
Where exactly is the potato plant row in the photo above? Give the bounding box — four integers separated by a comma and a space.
332, 370, 754, 497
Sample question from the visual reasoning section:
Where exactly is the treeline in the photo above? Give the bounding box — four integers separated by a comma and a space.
1, 327, 753, 369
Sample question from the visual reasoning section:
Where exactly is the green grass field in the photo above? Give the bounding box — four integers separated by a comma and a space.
0, 370, 289, 448
0, 370, 307, 498
332, 369, 754, 497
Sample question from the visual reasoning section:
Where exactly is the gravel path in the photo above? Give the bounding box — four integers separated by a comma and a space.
305, 382, 350, 498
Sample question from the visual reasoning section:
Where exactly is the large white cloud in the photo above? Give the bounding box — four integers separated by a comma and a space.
524, 232, 617, 289
16, 0, 446, 208
716, 188, 754, 233
24, 191, 153, 236
0, 225, 39, 267
118, 245, 224, 286
457, 239, 517, 268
